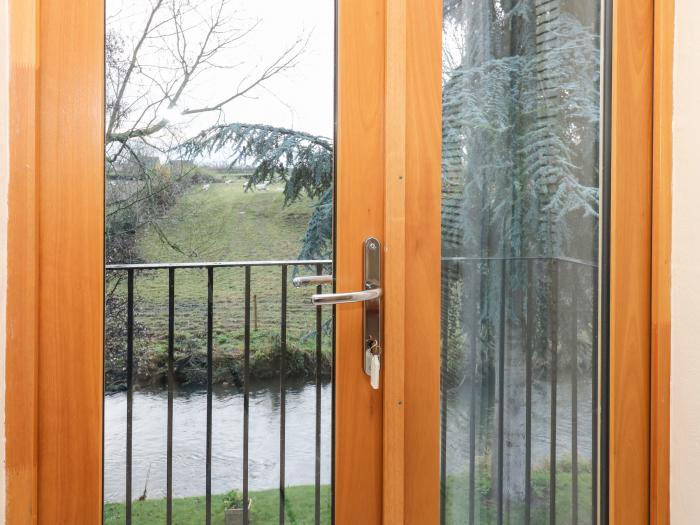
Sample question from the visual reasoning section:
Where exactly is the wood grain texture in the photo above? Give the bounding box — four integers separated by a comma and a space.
651, 0, 674, 523
335, 0, 385, 522
383, 0, 406, 522
35, 0, 105, 522
403, 0, 442, 523
610, 0, 654, 523
6, 0, 39, 522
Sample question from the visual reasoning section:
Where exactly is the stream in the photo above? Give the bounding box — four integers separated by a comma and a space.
104, 379, 332, 503
105, 376, 593, 503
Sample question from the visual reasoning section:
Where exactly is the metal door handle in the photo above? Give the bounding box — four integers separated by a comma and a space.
292, 275, 334, 287
311, 287, 381, 305
305, 237, 382, 387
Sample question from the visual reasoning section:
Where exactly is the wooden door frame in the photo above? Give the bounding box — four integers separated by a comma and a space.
6, 0, 39, 521
335, 0, 386, 522
608, 0, 654, 520
397, 0, 672, 524
609, 0, 674, 523
377, 0, 444, 523
5, 0, 391, 523
650, 0, 674, 523
5, 0, 671, 523
7, 0, 105, 522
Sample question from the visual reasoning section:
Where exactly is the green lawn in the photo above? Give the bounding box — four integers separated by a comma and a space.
104, 485, 331, 525
104, 459, 592, 525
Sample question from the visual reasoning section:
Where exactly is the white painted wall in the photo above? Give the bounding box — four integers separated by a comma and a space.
671, 0, 700, 522
0, 0, 9, 521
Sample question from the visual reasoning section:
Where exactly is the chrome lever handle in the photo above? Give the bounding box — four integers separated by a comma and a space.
301, 237, 382, 387
311, 287, 382, 305
292, 275, 334, 287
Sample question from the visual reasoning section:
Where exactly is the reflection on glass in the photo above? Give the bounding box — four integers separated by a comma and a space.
441, 1, 601, 524
104, 1, 334, 523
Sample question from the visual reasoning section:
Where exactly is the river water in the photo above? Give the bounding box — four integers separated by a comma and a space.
104, 379, 332, 503
105, 377, 592, 503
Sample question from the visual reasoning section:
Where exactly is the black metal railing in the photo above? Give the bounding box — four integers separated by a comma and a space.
108, 255, 598, 525
106, 259, 332, 525
440, 256, 599, 525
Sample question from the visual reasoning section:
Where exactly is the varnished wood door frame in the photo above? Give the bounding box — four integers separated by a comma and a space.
397, 0, 668, 524
5, 0, 671, 523
7, 0, 104, 523
607, 0, 654, 521
335, 0, 385, 522
6, 0, 39, 521
6, 0, 389, 523
650, 0, 674, 524
397, 0, 442, 524
609, 0, 673, 523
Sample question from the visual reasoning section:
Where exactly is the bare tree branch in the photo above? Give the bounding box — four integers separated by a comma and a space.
107, 0, 166, 138
105, 0, 306, 147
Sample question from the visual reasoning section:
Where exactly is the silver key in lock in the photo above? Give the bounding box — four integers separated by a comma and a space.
366, 337, 381, 390
364, 336, 379, 376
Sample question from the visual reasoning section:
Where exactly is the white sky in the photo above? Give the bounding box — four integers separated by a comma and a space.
107, 0, 335, 147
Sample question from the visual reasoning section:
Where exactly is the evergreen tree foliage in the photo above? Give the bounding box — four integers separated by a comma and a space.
442, 0, 600, 261
182, 123, 333, 259
183, 1, 599, 268
440, 0, 601, 385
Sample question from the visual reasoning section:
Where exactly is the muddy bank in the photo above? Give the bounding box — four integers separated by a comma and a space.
105, 336, 332, 392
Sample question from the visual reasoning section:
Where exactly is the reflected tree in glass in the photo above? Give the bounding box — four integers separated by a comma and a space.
441, 1, 601, 524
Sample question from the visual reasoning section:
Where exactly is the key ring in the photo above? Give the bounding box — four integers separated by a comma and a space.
367, 337, 381, 356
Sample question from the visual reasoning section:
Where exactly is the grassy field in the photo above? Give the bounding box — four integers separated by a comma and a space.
104, 485, 331, 525
107, 176, 332, 388
138, 174, 314, 263
104, 459, 591, 525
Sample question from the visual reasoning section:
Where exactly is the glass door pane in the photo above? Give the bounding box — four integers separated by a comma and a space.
103, 1, 335, 523
441, 1, 602, 524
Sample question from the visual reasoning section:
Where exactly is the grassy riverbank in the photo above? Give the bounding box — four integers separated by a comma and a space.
104, 485, 331, 525
106, 175, 332, 390
104, 459, 591, 524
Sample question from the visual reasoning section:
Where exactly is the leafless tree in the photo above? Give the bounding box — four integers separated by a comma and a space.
105, 0, 306, 263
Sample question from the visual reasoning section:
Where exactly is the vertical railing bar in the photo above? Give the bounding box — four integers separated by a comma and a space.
330, 262, 336, 525
330, 299, 336, 525
440, 260, 449, 525
243, 266, 251, 525
314, 263, 323, 525
206, 267, 214, 525
571, 263, 579, 525
497, 258, 507, 525
525, 260, 534, 525
167, 267, 175, 525
591, 264, 599, 525
125, 269, 134, 525
468, 262, 478, 525
549, 259, 559, 525
280, 265, 288, 525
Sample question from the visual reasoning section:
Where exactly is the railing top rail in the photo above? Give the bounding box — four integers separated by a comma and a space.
105, 259, 333, 271
106, 255, 597, 271
441, 255, 599, 268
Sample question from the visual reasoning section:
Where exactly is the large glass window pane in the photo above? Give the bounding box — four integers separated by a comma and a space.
103, 1, 335, 523
441, 1, 602, 524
